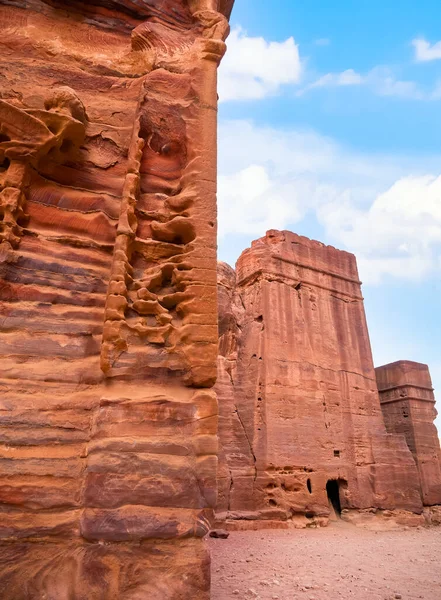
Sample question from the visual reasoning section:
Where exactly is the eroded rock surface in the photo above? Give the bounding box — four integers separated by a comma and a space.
216, 230, 425, 527
0, 1, 231, 598
376, 361, 441, 506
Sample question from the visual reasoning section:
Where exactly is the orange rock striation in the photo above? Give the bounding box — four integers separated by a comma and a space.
216, 230, 441, 528
0, 1, 232, 598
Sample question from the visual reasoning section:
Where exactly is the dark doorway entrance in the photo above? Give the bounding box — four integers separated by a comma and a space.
326, 479, 341, 516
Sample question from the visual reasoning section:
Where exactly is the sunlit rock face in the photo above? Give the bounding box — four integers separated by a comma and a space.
215, 230, 426, 528
0, 1, 231, 597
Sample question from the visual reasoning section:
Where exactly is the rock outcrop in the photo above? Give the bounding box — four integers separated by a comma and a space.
376, 361, 441, 506
0, 1, 231, 598
216, 230, 427, 527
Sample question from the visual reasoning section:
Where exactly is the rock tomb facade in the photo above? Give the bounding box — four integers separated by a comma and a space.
216, 230, 441, 528
376, 361, 441, 507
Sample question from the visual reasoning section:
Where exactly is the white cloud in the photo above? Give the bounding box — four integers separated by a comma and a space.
317, 175, 441, 283
218, 27, 301, 102
218, 120, 441, 284
307, 69, 365, 90
300, 66, 424, 100
217, 29, 441, 103
369, 67, 424, 99
218, 165, 301, 237
413, 38, 441, 62
314, 38, 330, 47
325, 173, 441, 245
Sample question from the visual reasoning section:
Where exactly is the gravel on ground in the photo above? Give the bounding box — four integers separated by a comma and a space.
209, 521, 441, 600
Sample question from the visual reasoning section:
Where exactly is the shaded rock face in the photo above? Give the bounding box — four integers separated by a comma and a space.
216, 230, 424, 525
376, 361, 441, 506
0, 1, 231, 598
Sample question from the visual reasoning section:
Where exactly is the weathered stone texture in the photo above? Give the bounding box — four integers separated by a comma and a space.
376, 361, 441, 506
0, 1, 231, 597
216, 230, 424, 525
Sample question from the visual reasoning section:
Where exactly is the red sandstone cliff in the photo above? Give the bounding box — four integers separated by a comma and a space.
0, 1, 232, 598
216, 230, 424, 526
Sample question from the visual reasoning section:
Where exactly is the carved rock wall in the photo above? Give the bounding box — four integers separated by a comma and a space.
216, 230, 423, 525
376, 361, 441, 506
0, 1, 231, 598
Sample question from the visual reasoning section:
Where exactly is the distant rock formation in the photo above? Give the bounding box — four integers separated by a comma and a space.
377, 361, 441, 506
0, 1, 232, 598
216, 230, 440, 528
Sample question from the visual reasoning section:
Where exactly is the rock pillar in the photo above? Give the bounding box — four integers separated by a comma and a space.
0, 1, 232, 597
376, 361, 441, 506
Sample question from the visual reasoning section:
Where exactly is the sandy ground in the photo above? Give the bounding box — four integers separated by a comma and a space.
209, 522, 441, 600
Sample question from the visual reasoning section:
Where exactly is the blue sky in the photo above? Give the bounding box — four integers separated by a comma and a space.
216, 1, 441, 430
